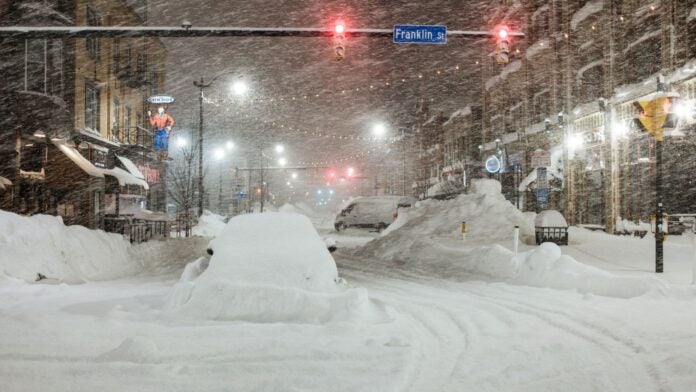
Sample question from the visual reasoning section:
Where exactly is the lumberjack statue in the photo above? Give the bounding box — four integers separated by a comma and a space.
148, 105, 176, 160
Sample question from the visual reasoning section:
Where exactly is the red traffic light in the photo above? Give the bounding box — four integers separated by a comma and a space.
335, 22, 345, 34
498, 27, 509, 40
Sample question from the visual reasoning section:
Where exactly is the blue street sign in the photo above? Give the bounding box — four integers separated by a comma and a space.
235, 192, 247, 199
393, 25, 447, 44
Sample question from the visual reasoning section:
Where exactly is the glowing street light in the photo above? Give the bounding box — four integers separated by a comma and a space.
232, 80, 248, 96
278, 157, 287, 167
291, 172, 298, 179
214, 147, 225, 161
175, 137, 188, 148
225, 140, 235, 150
372, 123, 387, 137
275, 144, 285, 154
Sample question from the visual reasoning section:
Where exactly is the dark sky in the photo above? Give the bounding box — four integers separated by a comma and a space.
149, 0, 490, 168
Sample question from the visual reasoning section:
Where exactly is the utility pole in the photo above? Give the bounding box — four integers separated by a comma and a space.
192, 77, 211, 216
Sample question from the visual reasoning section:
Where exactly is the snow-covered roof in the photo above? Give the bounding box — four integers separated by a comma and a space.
0, 176, 11, 191
485, 60, 522, 90
689, 5, 696, 22
623, 30, 660, 54
52, 139, 105, 178
443, 107, 472, 126
576, 59, 603, 83
571, 0, 603, 30
117, 155, 146, 180
52, 139, 148, 189
526, 39, 550, 60
103, 167, 150, 190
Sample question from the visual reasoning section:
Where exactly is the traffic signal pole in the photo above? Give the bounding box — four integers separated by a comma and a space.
655, 136, 664, 273
0, 26, 524, 39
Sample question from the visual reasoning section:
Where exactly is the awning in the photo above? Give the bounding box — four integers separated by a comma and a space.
116, 155, 146, 180
103, 167, 149, 190
52, 139, 148, 190
0, 176, 11, 191
52, 139, 105, 178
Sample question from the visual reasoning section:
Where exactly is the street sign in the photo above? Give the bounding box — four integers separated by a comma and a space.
235, 191, 247, 199
147, 95, 175, 104
393, 25, 447, 44
485, 155, 501, 173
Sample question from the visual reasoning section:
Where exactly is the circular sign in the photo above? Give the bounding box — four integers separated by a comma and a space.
147, 95, 175, 104
485, 155, 501, 174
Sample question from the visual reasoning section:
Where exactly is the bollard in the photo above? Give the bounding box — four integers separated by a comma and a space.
461, 221, 467, 240
513, 225, 520, 255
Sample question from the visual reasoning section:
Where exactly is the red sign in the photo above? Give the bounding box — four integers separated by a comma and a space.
137, 165, 161, 184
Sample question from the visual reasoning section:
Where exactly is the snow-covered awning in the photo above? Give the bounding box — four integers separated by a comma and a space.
52, 139, 148, 189
117, 155, 146, 180
0, 176, 12, 191
52, 139, 105, 178
103, 167, 149, 190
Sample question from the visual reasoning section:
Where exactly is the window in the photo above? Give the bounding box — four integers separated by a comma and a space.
136, 51, 146, 80
24, 39, 63, 96
49, 40, 63, 97
113, 38, 120, 74
125, 107, 132, 142
113, 97, 120, 140
25, 40, 45, 92
533, 90, 550, 123
57, 202, 75, 217
85, 82, 100, 131
86, 6, 100, 60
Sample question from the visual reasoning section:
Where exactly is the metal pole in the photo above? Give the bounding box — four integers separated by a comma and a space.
402, 128, 406, 196
218, 166, 223, 214
196, 80, 205, 216
656, 138, 664, 273
259, 146, 265, 213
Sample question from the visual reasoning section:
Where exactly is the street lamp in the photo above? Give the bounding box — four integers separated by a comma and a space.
275, 144, 285, 154
175, 136, 187, 148
278, 157, 287, 167
193, 72, 248, 216
232, 80, 248, 96
225, 140, 235, 150
372, 123, 387, 138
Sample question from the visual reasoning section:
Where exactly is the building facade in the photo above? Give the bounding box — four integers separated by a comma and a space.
476, 0, 696, 233
0, 0, 168, 229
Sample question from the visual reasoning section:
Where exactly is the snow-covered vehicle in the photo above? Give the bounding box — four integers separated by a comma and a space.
334, 196, 416, 232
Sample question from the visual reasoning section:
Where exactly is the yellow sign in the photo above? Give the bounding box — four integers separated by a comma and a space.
633, 93, 679, 142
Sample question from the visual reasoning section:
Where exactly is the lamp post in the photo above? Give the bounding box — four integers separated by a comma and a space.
192, 74, 247, 216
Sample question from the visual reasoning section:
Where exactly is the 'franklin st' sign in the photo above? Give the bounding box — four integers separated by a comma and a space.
393, 25, 447, 44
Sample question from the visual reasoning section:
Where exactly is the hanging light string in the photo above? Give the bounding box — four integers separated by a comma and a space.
208, 106, 405, 143
296, 141, 398, 167
202, 62, 469, 107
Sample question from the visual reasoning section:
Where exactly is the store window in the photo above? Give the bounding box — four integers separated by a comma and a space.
85, 82, 100, 131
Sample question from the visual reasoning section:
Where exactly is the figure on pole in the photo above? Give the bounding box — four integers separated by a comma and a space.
148, 104, 176, 161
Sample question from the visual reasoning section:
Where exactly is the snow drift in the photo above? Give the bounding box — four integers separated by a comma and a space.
352, 180, 665, 298
191, 210, 227, 237
0, 210, 138, 283
169, 212, 379, 323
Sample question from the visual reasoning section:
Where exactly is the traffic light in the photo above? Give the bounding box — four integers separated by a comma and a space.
333, 21, 346, 61
633, 91, 680, 141
495, 26, 510, 64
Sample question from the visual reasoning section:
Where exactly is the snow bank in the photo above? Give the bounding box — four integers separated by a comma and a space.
0, 210, 139, 282
169, 212, 377, 323
351, 180, 665, 298
191, 210, 226, 237
364, 179, 535, 248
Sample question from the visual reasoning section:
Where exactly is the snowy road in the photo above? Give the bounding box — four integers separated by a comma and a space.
2, 251, 695, 392
337, 256, 696, 392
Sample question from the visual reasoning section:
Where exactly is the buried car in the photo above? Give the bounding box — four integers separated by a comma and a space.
334, 196, 416, 232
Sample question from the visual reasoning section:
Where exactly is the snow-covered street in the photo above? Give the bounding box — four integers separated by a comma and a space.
2, 231, 696, 391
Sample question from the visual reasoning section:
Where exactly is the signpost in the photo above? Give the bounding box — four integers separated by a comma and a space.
536, 167, 549, 210
147, 95, 175, 104
393, 25, 447, 44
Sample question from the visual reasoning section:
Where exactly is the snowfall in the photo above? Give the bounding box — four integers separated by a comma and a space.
2, 180, 696, 392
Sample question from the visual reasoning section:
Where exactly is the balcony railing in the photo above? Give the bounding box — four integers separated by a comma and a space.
112, 126, 153, 149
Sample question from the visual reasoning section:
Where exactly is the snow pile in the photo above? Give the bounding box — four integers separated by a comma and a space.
365, 179, 535, 248
512, 243, 666, 298
191, 210, 226, 237
535, 210, 568, 227
169, 212, 377, 323
0, 176, 11, 191
0, 210, 139, 283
